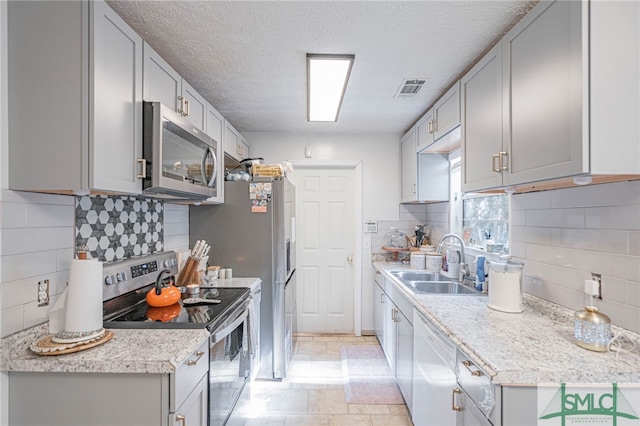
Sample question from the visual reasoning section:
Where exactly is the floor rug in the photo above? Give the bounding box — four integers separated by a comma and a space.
340, 345, 404, 405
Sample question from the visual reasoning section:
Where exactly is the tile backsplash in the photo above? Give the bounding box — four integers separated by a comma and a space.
0, 190, 189, 337
75, 195, 163, 262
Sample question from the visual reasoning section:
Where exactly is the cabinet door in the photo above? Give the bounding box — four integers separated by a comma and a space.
170, 375, 208, 426
396, 310, 413, 410
461, 44, 504, 192
143, 42, 181, 111
400, 128, 418, 203
456, 390, 492, 426
433, 81, 461, 141
224, 120, 240, 161
503, 0, 586, 186
373, 279, 385, 346
182, 80, 207, 132
383, 297, 397, 372
90, 0, 143, 194
416, 109, 434, 152
239, 136, 250, 161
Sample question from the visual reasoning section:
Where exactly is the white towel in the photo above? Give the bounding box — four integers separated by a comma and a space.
242, 297, 258, 357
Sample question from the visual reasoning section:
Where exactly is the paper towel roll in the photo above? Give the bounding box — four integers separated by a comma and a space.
64, 258, 103, 333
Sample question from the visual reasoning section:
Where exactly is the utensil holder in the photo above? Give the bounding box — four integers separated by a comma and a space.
177, 256, 202, 286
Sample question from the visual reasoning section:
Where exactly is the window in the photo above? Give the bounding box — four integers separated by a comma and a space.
462, 194, 510, 253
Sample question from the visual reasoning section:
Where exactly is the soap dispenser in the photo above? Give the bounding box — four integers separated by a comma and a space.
474, 256, 486, 292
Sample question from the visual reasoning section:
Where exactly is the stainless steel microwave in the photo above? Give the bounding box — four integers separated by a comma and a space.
141, 101, 219, 200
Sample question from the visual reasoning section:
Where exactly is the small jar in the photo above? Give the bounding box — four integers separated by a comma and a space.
574, 306, 611, 352
410, 252, 426, 269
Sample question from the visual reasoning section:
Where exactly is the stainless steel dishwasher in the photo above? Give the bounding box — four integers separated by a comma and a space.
413, 309, 496, 426
412, 308, 457, 426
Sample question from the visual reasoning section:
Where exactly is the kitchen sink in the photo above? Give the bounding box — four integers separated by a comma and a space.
406, 281, 479, 295
390, 270, 482, 296
390, 271, 456, 282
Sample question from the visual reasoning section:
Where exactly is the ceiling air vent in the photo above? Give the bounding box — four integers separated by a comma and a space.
394, 78, 429, 98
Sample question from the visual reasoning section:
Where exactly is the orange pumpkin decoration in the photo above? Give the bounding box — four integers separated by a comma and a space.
146, 284, 181, 307
146, 303, 182, 322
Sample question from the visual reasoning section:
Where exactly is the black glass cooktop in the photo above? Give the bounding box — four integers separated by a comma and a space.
104, 286, 250, 332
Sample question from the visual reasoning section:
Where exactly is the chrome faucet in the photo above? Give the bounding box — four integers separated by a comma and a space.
436, 234, 470, 280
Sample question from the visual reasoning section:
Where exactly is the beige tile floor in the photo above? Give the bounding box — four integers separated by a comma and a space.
226, 335, 414, 426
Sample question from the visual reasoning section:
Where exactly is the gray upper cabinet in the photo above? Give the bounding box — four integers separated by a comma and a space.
143, 43, 207, 132
224, 120, 251, 162
416, 109, 434, 153
461, 44, 503, 192
415, 82, 461, 153
502, 0, 585, 186
8, 0, 143, 195
461, 0, 639, 192
432, 81, 460, 141
400, 127, 418, 202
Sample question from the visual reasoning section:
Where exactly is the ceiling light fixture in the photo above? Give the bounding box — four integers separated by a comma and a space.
307, 54, 354, 122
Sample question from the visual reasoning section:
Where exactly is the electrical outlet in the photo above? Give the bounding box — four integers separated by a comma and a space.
37, 279, 50, 307
591, 273, 602, 300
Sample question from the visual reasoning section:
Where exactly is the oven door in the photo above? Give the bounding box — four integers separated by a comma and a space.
143, 101, 219, 200
209, 308, 249, 426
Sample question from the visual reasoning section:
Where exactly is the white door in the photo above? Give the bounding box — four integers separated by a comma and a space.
294, 168, 356, 333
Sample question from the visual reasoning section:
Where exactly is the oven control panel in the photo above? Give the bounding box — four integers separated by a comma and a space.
102, 251, 179, 302
131, 260, 159, 278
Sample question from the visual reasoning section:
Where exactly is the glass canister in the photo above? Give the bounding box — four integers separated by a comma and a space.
383, 227, 408, 249
573, 307, 611, 352
487, 258, 524, 313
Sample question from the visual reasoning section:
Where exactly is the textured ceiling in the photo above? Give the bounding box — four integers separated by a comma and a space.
107, 1, 536, 134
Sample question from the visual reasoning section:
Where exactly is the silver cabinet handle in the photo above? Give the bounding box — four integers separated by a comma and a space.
427, 120, 434, 134
380, 293, 385, 304
187, 350, 205, 366
184, 99, 190, 117
412, 183, 416, 194
452, 388, 462, 411
492, 153, 501, 172
462, 360, 482, 376
499, 151, 508, 171
175, 414, 186, 426
177, 95, 185, 115
136, 158, 147, 179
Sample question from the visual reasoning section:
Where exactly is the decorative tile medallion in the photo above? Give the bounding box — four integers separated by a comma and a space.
75, 195, 164, 262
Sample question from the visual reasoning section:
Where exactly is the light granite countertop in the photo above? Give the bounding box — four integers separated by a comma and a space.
213, 277, 261, 292
1, 324, 210, 374
374, 261, 640, 385
1, 277, 261, 375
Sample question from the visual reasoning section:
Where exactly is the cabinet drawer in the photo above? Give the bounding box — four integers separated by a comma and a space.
171, 339, 209, 411
456, 349, 497, 423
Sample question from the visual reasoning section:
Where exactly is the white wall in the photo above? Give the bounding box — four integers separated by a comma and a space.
245, 132, 401, 334
244, 132, 402, 222
511, 181, 640, 333
1, 1, 8, 421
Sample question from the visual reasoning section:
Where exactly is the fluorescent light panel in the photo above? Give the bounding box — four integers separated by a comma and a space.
307, 54, 354, 122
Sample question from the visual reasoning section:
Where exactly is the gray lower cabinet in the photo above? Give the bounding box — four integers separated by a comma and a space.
375, 272, 413, 410
8, 340, 209, 426
8, 0, 143, 195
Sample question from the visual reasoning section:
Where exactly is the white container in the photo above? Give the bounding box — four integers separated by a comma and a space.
487, 259, 524, 313
410, 252, 426, 269
425, 253, 443, 272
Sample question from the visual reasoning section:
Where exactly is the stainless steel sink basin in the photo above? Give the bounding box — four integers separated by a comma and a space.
405, 281, 479, 295
390, 271, 455, 282
390, 270, 482, 295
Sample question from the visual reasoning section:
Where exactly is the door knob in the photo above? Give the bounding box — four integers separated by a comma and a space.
347, 256, 354, 263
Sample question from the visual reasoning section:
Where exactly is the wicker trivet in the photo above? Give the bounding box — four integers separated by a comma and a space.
30, 330, 114, 356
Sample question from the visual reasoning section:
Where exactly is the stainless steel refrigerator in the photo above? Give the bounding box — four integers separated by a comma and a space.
190, 177, 296, 380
